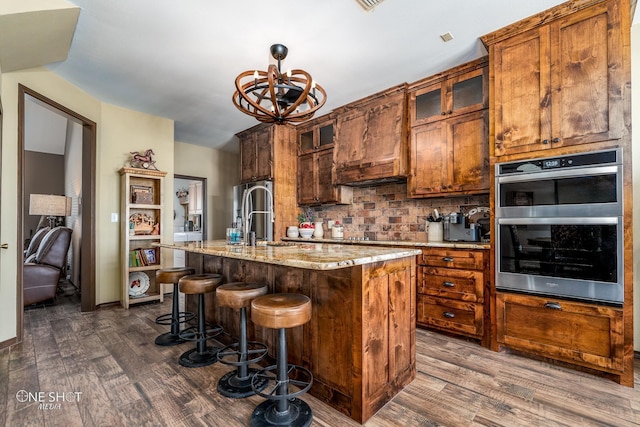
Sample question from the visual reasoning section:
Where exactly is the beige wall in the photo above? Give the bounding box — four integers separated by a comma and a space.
99, 103, 174, 303
0, 67, 174, 343
174, 141, 239, 240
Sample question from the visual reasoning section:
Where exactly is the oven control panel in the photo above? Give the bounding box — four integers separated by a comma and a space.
498, 149, 619, 175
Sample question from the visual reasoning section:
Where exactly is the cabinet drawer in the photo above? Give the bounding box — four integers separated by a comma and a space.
496, 292, 624, 372
420, 248, 484, 270
417, 296, 483, 338
418, 266, 483, 302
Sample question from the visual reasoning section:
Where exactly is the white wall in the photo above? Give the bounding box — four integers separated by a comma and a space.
0, 66, 174, 343
174, 141, 238, 240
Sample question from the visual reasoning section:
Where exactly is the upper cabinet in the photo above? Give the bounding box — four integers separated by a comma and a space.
238, 124, 272, 183
410, 64, 487, 127
408, 58, 490, 198
296, 114, 352, 206
237, 123, 299, 239
482, 0, 624, 157
333, 84, 408, 185
299, 117, 335, 154
188, 181, 203, 215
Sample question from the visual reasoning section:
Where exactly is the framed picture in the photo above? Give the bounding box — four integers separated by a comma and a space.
143, 248, 157, 264
131, 185, 153, 204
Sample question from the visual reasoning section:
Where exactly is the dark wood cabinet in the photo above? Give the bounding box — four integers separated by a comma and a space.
298, 118, 335, 154
484, 0, 633, 387
236, 123, 298, 239
297, 115, 352, 206
416, 247, 489, 345
483, 0, 624, 157
496, 292, 624, 373
410, 62, 487, 127
409, 110, 489, 197
333, 84, 408, 184
238, 124, 272, 183
408, 58, 489, 198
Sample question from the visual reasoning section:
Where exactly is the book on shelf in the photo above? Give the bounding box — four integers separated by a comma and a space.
129, 247, 158, 267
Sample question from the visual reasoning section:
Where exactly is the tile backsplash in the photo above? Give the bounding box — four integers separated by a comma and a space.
309, 182, 489, 242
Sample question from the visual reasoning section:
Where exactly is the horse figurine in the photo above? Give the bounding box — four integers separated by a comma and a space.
129, 149, 158, 170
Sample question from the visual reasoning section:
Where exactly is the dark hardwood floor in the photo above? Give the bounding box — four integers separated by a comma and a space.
2, 286, 639, 426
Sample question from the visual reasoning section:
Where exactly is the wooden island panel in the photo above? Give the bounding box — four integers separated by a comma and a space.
185, 251, 416, 424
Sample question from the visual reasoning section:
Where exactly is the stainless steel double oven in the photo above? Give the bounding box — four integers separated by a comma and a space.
495, 149, 623, 306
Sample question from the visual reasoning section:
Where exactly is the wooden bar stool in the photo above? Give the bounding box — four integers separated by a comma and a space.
250, 293, 313, 427
178, 273, 223, 368
216, 282, 269, 398
154, 267, 195, 346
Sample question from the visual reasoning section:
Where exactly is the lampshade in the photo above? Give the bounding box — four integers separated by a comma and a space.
29, 194, 72, 217
232, 44, 327, 124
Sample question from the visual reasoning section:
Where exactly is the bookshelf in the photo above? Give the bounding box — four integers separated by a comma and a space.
119, 167, 167, 308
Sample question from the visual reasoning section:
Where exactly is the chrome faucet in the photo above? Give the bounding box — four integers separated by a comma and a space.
241, 185, 274, 245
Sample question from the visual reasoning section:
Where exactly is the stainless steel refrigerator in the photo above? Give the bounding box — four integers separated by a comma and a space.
232, 180, 274, 241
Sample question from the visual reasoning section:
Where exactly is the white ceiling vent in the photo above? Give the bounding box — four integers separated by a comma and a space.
355, 0, 385, 12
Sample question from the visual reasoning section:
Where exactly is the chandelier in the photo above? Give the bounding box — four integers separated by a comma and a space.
232, 44, 327, 124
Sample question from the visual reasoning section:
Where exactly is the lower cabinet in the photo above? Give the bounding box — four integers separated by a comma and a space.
496, 292, 625, 373
417, 247, 489, 344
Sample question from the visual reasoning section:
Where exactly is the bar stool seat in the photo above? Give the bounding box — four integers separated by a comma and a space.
178, 273, 223, 368
154, 267, 195, 346
250, 293, 313, 427
216, 282, 269, 398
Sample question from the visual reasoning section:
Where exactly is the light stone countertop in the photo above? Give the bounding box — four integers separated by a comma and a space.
281, 237, 490, 250
155, 240, 422, 271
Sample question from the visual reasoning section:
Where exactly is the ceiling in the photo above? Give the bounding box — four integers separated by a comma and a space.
13, 0, 572, 152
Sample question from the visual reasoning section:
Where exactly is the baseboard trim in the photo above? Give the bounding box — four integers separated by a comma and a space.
0, 336, 18, 350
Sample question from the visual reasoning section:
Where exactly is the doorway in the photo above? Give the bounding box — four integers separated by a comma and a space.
18, 85, 96, 332
173, 174, 207, 238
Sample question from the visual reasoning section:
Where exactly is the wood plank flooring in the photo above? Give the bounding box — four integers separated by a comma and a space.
2, 289, 640, 426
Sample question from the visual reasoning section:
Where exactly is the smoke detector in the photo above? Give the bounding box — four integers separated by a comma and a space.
355, 0, 385, 12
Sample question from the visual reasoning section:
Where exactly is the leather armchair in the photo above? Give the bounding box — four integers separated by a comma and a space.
24, 226, 50, 259
24, 227, 72, 306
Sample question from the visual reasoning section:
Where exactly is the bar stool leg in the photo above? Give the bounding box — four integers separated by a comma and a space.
217, 306, 268, 398
170, 284, 181, 336
276, 328, 289, 415
155, 282, 194, 346
178, 294, 222, 368
251, 328, 313, 427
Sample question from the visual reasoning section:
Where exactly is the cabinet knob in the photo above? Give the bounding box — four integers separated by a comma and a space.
443, 312, 455, 318
542, 139, 549, 144
442, 257, 454, 262
552, 137, 560, 143
442, 281, 455, 287
441, 111, 446, 115
447, 110, 452, 115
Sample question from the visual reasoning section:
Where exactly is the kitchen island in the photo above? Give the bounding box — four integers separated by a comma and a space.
155, 240, 420, 423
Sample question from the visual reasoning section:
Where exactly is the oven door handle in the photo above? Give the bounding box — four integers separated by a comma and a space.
497, 217, 619, 225
544, 302, 562, 310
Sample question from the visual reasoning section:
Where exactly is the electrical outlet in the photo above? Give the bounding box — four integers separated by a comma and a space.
111, 213, 118, 222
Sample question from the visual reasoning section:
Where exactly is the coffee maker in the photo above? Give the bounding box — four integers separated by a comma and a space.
443, 212, 482, 242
